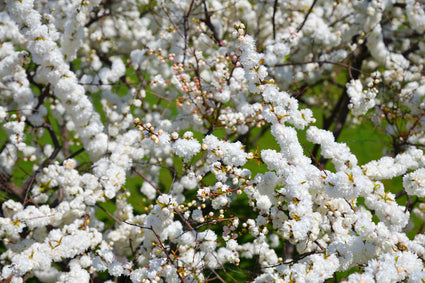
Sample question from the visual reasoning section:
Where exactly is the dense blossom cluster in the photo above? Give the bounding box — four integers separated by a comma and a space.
1, 0, 425, 282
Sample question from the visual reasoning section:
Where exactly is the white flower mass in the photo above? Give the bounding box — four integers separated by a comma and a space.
1, 0, 425, 282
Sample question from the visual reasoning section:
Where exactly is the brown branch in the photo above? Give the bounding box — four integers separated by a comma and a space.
60, 124, 70, 158
302, 143, 327, 176
63, 147, 85, 161
207, 268, 227, 283
51, 185, 64, 208
122, 219, 185, 283
133, 168, 194, 231
282, 241, 295, 262
311, 44, 370, 166
201, 0, 222, 45
269, 60, 365, 76
134, 168, 163, 196
272, 0, 278, 40
267, 249, 324, 269
97, 203, 123, 224
23, 121, 62, 204
0, 170, 25, 201
330, 44, 369, 143
296, 0, 318, 33
35, 84, 50, 110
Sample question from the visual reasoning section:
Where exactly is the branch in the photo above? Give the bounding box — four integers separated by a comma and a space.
272, 0, 278, 40
296, 0, 318, 33
59, 124, 70, 158
133, 168, 163, 196
63, 147, 85, 161
302, 143, 327, 176
0, 170, 25, 201
23, 121, 62, 204
268, 60, 365, 76
51, 185, 64, 208
122, 219, 185, 283
267, 250, 324, 268
201, 0, 222, 45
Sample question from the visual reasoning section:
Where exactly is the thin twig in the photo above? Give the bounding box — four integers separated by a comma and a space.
296, 0, 318, 33
268, 60, 365, 76
302, 143, 327, 176
133, 168, 163, 196
63, 147, 85, 161
96, 203, 123, 224
201, 0, 222, 44
51, 185, 64, 208
23, 121, 62, 204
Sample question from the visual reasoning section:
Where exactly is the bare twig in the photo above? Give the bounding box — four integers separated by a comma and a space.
51, 185, 64, 208
133, 168, 163, 196
0, 170, 25, 201
63, 147, 85, 161
296, 0, 318, 33
59, 124, 70, 158
269, 60, 365, 76
96, 203, 123, 224
302, 143, 327, 176
272, 0, 278, 40
201, 0, 222, 45
23, 121, 61, 204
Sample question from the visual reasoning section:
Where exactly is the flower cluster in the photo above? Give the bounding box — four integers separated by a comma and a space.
2, 0, 425, 282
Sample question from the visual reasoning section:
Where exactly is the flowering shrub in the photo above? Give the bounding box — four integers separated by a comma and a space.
1, 0, 425, 282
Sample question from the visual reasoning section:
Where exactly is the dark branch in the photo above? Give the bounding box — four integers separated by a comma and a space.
296, 0, 318, 33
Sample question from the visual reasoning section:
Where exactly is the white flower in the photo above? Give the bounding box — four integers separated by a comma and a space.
346, 79, 377, 115
171, 137, 201, 161
403, 168, 425, 197
256, 195, 272, 211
